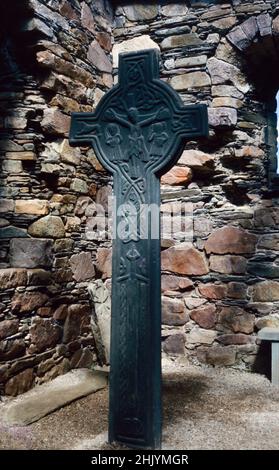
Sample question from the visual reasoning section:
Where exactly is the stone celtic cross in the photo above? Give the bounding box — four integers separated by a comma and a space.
70, 49, 208, 449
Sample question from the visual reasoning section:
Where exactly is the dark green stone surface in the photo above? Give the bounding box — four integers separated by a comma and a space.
70, 49, 208, 449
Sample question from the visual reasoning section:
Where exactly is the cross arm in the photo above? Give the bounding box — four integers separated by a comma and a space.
69, 111, 100, 147
173, 104, 208, 140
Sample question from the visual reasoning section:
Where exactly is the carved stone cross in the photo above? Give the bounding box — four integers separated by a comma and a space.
70, 49, 208, 449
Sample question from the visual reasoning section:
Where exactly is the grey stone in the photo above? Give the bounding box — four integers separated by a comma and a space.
0, 226, 28, 238
248, 262, 279, 279
198, 345, 236, 366
163, 333, 186, 356
212, 85, 243, 100
161, 33, 203, 50
28, 215, 65, 238
0, 199, 14, 213
208, 107, 237, 128
70, 178, 88, 194
256, 317, 279, 330
187, 327, 217, 345
161, 4, 188, 17
87, 40, 112, 73
123, 4, 158, 21
1, 369, 107, 426
215, 39, 239, 66
88, 280, 111, 364
175, 55, 207, 68
257, 13, 272, 37
2, 160, 23, 173
112, 35, 159, 68
170, 72, 210, 91
28, 0, 69, 31
258, 328, 279, 341
0, 140, 23, 151
241, 16, 259, 40
207, 57, 249, 94
60, 139, 80, 165
227, 25, 252, 51
10, 238, 53, 268
21, 18, 54, 39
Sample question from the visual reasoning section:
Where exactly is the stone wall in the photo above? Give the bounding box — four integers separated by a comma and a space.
1, 0, 279, 396
110, 1, 279, 369
0, 0, 113, 396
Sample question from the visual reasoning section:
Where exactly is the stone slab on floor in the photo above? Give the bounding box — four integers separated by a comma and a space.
1, 369, 107, 426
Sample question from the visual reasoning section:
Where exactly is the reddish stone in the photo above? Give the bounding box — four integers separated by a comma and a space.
81, 2, 95, 33
162, 297, 188, 326
0, 268, 27, 289
218, 307, 255, 334
5, 368, 34, 396
29, 318, 61, 353
0, 339, 25, 361
163, 333, 186, 356
70, 348, 94, 368
87, 40, 112, 73
37, 307, 52, 317
179, 149, 214, 171
161, 244, 209, 275
53, 304, 68, 321
205, 226, 257, 254
63, 304, 90, 343
0, 319, 19, 340
96, 247, 112, 279
252, 281, 279, 302
96, 32, 112, 51
235, 146, 264, 158
217, 333, 255, 345
70, 252, 95, 282
41, 108, 71, 136
88, 183, 97, 198
198, 283, 227, 300
96, 185, 112, 212
161, 166, 192, 186
59, 0, 79, 21
11, 292, 49, 314
210, 255, 247, 274
161, 275, 193, 292
27, 269, 52, 286
0, 364, 9, 382
190, 304, 217, 329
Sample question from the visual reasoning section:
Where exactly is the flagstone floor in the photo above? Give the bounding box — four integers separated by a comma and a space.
1, 363, 279, 450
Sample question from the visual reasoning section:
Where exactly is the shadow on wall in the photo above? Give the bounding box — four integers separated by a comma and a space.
0, 0, 110, 396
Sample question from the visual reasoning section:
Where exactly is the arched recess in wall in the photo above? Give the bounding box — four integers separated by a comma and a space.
0, 0, 41, 157
226, 13, 279, 189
